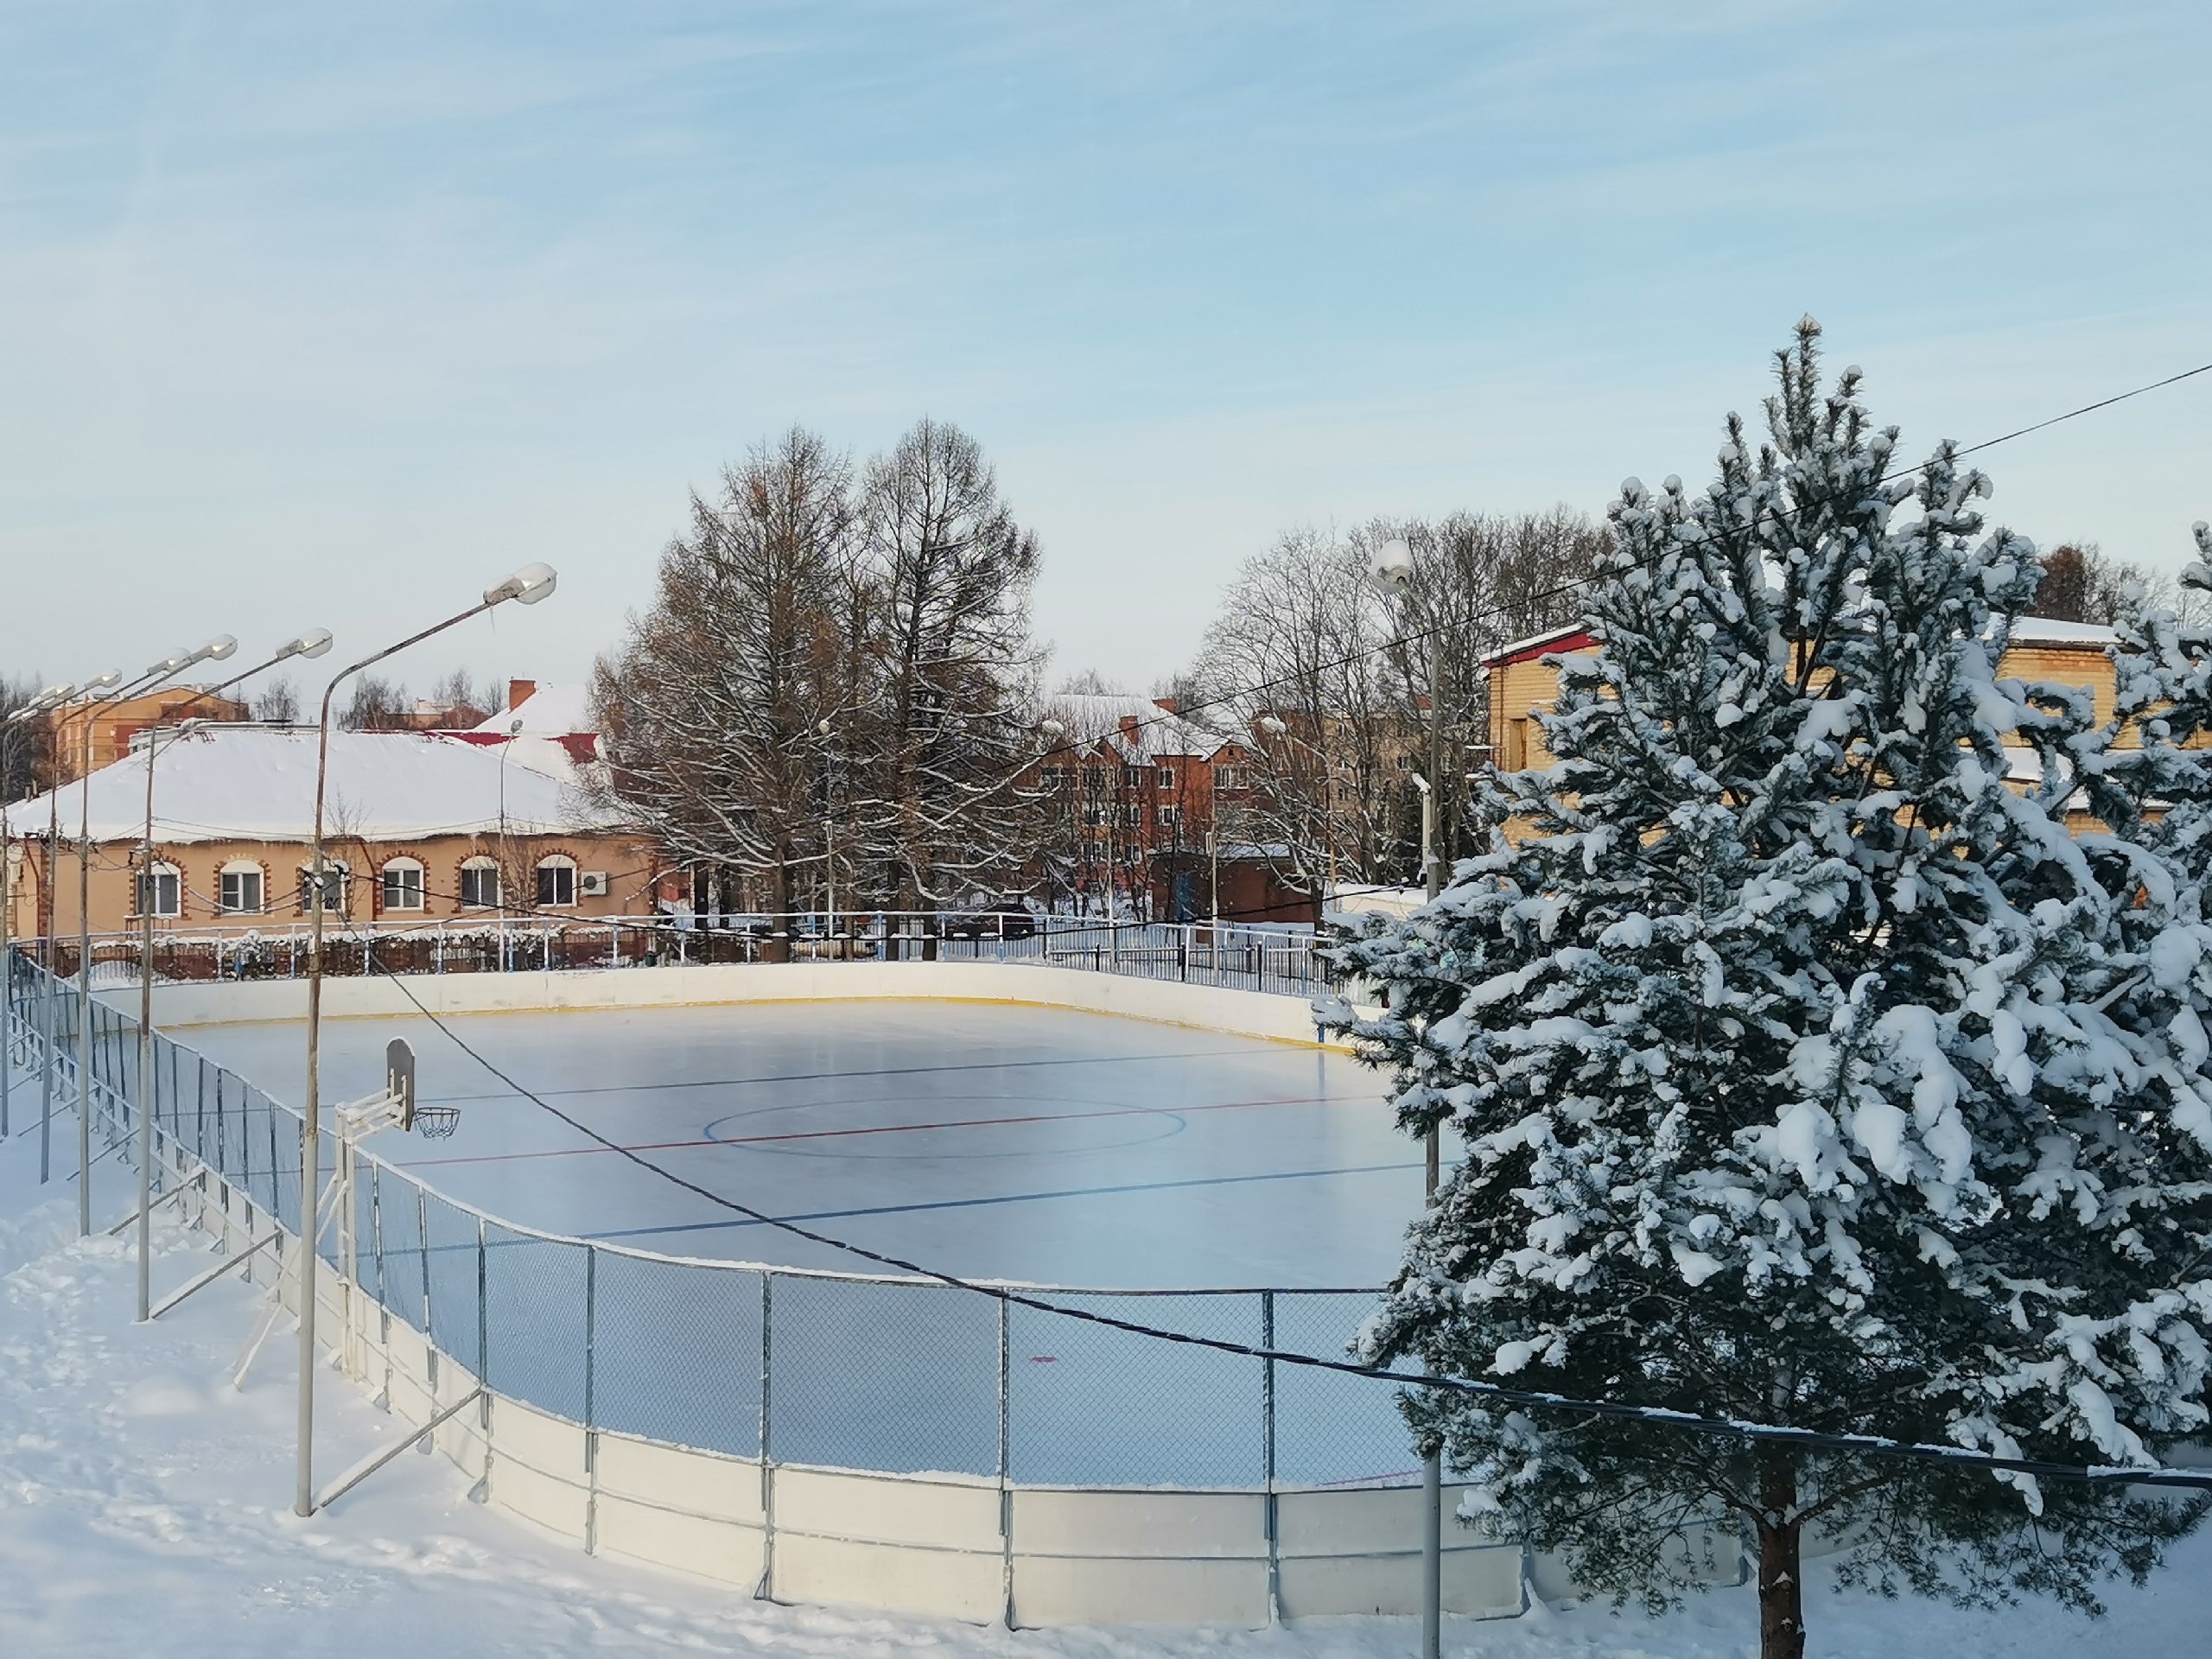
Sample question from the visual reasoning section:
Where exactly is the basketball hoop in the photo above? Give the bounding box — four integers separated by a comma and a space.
412, 1104, 461, 1141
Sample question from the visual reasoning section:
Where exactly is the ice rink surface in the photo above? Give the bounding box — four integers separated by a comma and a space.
181, 1000, 1420, 1290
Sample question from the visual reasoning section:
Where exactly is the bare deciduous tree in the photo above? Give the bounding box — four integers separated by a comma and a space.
850, 418, 1046, 913
594, 427, 858, 924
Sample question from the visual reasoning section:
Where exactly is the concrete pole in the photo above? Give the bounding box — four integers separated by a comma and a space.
1422, 601, 1446, 1659
298, 569, 552, 1517
74, 710, 97, 1236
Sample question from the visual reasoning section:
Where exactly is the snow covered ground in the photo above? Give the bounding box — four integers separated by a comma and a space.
3, 1085, 2209, 1656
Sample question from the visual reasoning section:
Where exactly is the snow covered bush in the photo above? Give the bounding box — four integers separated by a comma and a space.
1321, 321, 2211, 1659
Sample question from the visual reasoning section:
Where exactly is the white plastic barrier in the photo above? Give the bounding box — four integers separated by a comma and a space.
139, 960, 1346, 1050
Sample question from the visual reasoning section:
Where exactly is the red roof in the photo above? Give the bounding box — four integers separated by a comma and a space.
1481, 625, 1595, 669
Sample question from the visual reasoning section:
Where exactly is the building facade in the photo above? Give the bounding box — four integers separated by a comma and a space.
3, 725, 654, 941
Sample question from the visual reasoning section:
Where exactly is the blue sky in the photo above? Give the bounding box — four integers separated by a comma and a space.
3, 2, 2208, 696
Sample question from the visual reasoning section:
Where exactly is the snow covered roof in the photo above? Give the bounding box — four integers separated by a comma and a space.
1481, 625, 1596, 669
2, 727, 623, 846
1039, 694, 1240, 764
2010, 617, 2117, 648
473, 683, 596, 736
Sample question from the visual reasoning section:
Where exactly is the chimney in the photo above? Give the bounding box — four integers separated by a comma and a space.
507, 677, 537, 714
1154, 696, 1179, 714
1118, 715, 1141, 735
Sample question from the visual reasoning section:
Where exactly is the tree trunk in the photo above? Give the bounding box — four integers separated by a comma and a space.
1756, 1449, 1806, 1659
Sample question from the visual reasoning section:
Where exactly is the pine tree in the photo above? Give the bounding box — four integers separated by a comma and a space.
1323, 323, 2210, 1659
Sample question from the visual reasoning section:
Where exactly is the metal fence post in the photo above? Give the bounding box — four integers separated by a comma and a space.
370, 1164, 390, 1404
583, 1244, 599, 1554
759, 1271, 776, 1600
1263, 1289, 1281, 1624
999, 1289, 1015, 1628
475, 1215, 492, 1497
416, 1183, 436, 1393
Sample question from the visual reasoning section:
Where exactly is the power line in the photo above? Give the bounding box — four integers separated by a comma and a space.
347, 929, 2212, 1495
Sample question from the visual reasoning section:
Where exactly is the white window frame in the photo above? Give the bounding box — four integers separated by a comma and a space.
136, 861, 182, 919
1214, 765, 1243, 791
218, 861, 264, 916
536, 855, 578, 908
298, 860, 351, 915
1155, 766, 1174, 790
380, 857, 427, 912
459, 857, 502, 910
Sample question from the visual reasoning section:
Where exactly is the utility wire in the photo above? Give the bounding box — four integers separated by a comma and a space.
348, 929, 2212, 1494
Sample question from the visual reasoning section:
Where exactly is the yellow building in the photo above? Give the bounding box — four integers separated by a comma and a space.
1483, 617, 2126, 811
3, 725, 655, 941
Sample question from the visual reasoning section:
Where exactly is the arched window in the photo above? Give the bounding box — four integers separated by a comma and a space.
536, 854, 577, 908
298, 859, 350, 915
135, 861, 182, 919
459, 856, 501, 910
380, 857, 426, 912
218, 860, 264, 915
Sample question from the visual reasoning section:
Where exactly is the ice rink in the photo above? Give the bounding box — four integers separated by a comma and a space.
180, 999, 1421, 1290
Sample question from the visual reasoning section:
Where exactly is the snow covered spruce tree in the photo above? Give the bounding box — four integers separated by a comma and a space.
1322, 322, 2210, 1659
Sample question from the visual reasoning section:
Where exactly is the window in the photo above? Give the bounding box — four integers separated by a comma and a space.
1157, 805, 1182, 835
1040, 766, 1067, 791
379, 858, 425, 912
460, 858, 501, 909
218, 862, 264, 915
1503, 719, 1529, 772
1213, 765, 1243, 791
1123, 765, 1147, 790
536, 855, 577, 907
135, 861, 181, 918
1120, 803, 1142, 827
1155, 766, 1174, 790
1081, 768, 1107, 797
298, 861, 350, 914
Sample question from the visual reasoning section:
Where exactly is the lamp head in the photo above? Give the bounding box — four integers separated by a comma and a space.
1370, 537, 1415, 594
1255, 715, 1287, 736
1408, 770, 1432, 796
816, 718, 833, 737
148, 651, 194, 678
485, 563, 558, 607
283, 628, 335, 661
201, 634, 239, 664
88, 671, 124, 693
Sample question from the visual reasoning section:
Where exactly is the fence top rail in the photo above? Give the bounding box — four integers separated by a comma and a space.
6, 944, 1375, 1303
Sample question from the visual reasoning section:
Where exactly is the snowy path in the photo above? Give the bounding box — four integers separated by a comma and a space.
2, 1092, 2207, 1656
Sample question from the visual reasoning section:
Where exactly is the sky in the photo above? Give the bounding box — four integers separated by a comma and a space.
3, 1, 2209, 702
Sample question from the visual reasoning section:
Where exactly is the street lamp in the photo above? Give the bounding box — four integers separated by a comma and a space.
62, 638, 234, 1236
35, 673, 118, 1185
1372, 532, 1445, 1659
296, 564, 556, 1519
2, 683, 79, 1143
133, 630, 334, 1322
815, 717, 838, 944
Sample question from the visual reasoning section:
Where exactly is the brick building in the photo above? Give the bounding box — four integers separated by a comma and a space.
3, 724, 652, 940
1032, 694, 1311, 923
44, 686, 251, 785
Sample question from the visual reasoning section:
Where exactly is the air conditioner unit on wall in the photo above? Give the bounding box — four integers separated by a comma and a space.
579, 871, 609, 898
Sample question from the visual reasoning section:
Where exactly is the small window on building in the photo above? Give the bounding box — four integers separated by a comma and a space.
1158, 805, 1182, 835
537, 855, 577, 908
381, 858, 426, 912
1123, 765, 1146, 790
136, 861, 181, 918
1040, 766, 1066, 791
460, 858, 502, 910
218, 862, 264, 915
1155, 766, 1174, 789
1213, 765, 1243, 791
1504, 719, 1529, 772
298, 861, 350, 915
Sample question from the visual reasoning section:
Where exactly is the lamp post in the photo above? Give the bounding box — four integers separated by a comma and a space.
3, 684, 77, 1141
59, 644, 232, 1235
815, 718, 839, 945
296, 563, 555, 1520
1372, 533, 1445, 1659
133, 631, 333, 1322
80, 641, 237, 1236
35, 676, 113, 1183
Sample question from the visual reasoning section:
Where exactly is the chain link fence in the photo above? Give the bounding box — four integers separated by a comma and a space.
3, 946, 1414, 1492
38, 912, 1334, 1001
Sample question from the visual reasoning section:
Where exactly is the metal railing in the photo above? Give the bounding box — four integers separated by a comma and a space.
1, 946, 1410, 1491
21, 912, 1332, 1001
